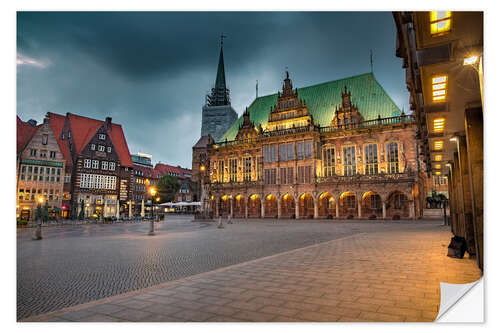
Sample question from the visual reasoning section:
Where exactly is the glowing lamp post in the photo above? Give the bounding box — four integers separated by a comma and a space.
148, 187, 157, 235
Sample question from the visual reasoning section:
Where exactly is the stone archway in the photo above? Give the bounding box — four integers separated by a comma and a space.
339, 191, 357, 219
234, 194, 245, 218
280, 193, 295, 219
247, 194, 261, 218
219, 195, 231, 217
386, 191, 409, 219
264, 194, 278, 218
318, 192, 335, 219
299, 193, 314, 219
210, 196, 216, 217
361, 191, 382, 219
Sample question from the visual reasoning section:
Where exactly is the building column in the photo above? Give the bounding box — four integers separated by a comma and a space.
458, 135, 475, 256
382, 201, 386, 219
409, 200, 415, 219
245, 198, 248, 219
261, 199, 265, 218
230, 197, 234, 218
313, 197, 319, 219
335, 200, 339, 218
295, 198, 300, 219
453, 152, 466, 238
277, 198, 281, 219
465, 107, 483, 270
357, 197, 362, 219
215, 197, 220, 217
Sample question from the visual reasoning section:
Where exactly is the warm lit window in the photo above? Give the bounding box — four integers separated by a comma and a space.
430, 11, 451, 35
434, 164, 441, 169
432, 75, 447, 102
434, 140, 444, 150
434, 154, 443, 162
433, 118, 445, 133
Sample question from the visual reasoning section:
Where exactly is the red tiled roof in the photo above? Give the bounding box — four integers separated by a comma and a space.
154, 163, 192, 178
47, 113, 72, 166
66, 113, 133, 167
16, 115, 39, 155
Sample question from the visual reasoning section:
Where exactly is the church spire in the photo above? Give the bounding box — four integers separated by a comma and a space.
207, 34, 230, 106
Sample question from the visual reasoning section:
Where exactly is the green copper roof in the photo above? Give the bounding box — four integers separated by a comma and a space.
220, 72, 402, 141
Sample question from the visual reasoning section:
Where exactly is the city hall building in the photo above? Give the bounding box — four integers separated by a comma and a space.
193, 69, 425, 220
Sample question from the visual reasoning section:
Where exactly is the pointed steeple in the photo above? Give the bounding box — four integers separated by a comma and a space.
214, 46, 226, 94
206, 35, 230, 106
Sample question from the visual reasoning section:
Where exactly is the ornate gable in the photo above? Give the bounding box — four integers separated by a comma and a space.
236, 107, 258, 141
266, 71, 313, 131
331, 86, 364, 128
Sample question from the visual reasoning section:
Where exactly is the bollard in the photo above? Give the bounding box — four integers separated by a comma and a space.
148, 218, 155, 236
32, 222, 42, 240
217, 216, 224, 229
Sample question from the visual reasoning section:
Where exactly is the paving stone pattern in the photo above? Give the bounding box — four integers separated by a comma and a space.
22, 218, 481, 322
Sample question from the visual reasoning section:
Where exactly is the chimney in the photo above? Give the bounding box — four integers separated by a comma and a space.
27, 119, 37, 127
105, 117, 112, 131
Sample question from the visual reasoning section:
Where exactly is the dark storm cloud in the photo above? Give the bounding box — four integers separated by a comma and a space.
17, 11, 408, 168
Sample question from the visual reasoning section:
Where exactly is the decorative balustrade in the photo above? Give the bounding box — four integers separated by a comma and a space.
212, 114, 415, 149
316, 171, 416, 184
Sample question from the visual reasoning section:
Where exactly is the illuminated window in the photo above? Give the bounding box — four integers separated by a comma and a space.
432, 75, 447, 102
434, 140, 444, 150
435, 171, 442, 175
434, 155, 443, 162
430, 11, 451, 35
433, 118, 445, 133
434, 164, 441, 169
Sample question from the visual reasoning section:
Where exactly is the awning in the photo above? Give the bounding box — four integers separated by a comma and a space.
159, 202, 201, 207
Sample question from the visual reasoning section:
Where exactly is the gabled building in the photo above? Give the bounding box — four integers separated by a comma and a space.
193, 71, 423, 220
16, 116, 66, 220
48, 112, 133, 218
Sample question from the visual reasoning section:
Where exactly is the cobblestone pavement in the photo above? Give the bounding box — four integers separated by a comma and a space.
18, 216, 480, 321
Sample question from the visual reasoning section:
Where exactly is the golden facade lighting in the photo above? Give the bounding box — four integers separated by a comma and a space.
430, 11, 451, 35
432, 75, 447, 102
435, 171, 442, 175
435, 154, 443, 161
434, 164, 441, 169
433, 117, 445, 133
464, 55, 479, 66
434, 140, 444, 150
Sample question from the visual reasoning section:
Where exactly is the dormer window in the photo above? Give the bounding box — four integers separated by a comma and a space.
107, 147, 111, 153
99, 134, 106, 140
91, 144, 96, 151
68, 131, 71, 138
42, 135, 48, 145
98, 145, 105, 152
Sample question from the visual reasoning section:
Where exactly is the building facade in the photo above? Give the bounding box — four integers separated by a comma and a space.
16, 116, 66, 221
194, 72, 424, 220
201, 44, 238, 141
393, 11, 483, 270
44, 112, 133, 219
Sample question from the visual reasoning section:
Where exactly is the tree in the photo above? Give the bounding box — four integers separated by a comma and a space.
157, 175, 180, 203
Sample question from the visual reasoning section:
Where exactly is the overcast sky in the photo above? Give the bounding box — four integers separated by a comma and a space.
17, 11, 409, 169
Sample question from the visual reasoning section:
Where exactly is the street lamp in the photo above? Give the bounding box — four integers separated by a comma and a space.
148, 187, 157, 235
